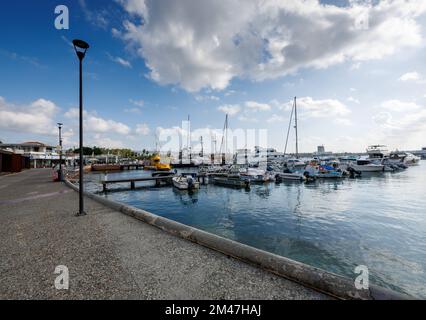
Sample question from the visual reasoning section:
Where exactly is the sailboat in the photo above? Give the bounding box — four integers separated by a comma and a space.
276, 97, 309, 181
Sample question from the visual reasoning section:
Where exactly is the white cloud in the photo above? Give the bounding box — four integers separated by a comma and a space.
280, 97, 352, 118
124, 107, 142, 114
0, 97, 59, 135
65, 108, 131, 135
399, 71, 421, 82
195, 95, 220, 102
371, 101, 426, 149
380, 99, 421, 112
115, 57, 132, 68
129, 99, 144, 107
79, 0, 109, 29
267, 114, 286, 123
347, 96, 360, 104
238, 115, 258, 123
334, 118, 353, 126
117, 0, 426, 92
135, 123, 150, 135
90, 135, 126, 149
107, 53, 132, 68
245, 101, 271, 111
217, 104, 241, 116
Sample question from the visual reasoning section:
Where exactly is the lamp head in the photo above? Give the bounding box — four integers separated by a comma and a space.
72, 39, 90, 60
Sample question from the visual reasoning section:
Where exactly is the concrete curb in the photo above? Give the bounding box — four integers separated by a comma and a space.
64, 179, 412, 300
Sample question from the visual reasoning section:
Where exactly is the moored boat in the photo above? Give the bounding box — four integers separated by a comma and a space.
91, 164, 121, 171
349, 159, 384, 172
145, 154, 171, 171
276, 171, 306, 181
172, 174, 199, 190
212, 175, 250, 188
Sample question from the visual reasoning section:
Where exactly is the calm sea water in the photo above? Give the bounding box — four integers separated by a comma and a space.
86, 162, 426, 298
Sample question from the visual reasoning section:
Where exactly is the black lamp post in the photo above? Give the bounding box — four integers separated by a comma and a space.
72, 39, 90, 216
57, 122, 63, 181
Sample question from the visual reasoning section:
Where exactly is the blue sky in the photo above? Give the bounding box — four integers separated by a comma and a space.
1, 0, 426, 153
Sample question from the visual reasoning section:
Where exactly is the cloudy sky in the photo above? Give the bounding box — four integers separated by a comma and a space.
1, 0, 426, 153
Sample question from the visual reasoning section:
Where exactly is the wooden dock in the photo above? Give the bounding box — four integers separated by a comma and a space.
101, 175, 175, 192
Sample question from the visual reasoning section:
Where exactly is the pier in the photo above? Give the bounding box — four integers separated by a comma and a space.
101, 175, 175, 191
0, 169, 330, 299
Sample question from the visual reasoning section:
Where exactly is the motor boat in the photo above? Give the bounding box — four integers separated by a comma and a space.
172, 174, 199, 190
275, 171, 306, 181
239, 168, 272, 183
349, 158, 384, 172
389, 151, 420, 166
305, 160, 343, 178
403, 152, 420, 166
212, 174, 250, 188
285, 158, 306, 169
367, 145, 390, 159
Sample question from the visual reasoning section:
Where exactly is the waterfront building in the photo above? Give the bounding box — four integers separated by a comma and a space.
0, 141, 71, 168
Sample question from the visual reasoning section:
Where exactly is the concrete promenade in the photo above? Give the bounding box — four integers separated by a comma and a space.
0, 169, 330, 299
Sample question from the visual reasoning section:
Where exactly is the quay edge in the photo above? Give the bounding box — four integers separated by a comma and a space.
64, 179, 413, 300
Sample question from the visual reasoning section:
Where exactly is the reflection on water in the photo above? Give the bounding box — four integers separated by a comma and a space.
86, 163, 426, 298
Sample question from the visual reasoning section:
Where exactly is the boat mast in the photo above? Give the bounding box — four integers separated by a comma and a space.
211, 134, 216, 164
200, 136, 204, 157
294, 96, 299, 159
220, 114, 228, 165
283, 97, 295, 157
187, 115, 192, 162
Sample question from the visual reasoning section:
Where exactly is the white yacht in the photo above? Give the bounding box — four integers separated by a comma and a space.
350, 158, 384, 172
389, 151, 420, 166
404, 152, 420, 166
285, 158, 306, 169
367, 145, 390, 160
250, 146, 286, 166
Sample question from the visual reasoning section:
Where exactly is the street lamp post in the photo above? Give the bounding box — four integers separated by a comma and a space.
72, 39, 90, 217
57, 122, 63, 181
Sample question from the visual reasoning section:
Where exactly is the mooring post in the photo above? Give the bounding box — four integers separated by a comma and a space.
131, 181, 135, 189
102, 183, 107, 192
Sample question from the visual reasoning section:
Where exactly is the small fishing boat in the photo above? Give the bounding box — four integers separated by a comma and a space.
305, 160, 343, 178
239, 168, 271, 183
213, 175, 250, 188
276, 171, 306, 181
172, 174, 199, 190
316, 167, 343, 178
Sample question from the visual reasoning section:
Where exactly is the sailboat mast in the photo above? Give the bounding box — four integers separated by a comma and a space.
188, 115, 192, 162
225, 114, 228, 155
294, 96, 299, 159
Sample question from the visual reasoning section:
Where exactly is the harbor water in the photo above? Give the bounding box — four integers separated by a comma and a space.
86, 161, 426, 298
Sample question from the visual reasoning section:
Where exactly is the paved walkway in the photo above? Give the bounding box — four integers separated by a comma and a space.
0, 169, 330, 299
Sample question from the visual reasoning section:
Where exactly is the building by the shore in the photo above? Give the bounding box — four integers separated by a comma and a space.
0, 141, 71, 169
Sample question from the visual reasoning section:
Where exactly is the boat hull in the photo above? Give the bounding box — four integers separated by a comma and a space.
213, 177, 249, 188
350, 164, 384, 172
91, 164, 121, 171
276, 173, 305, 181
172, 177, 199, 190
